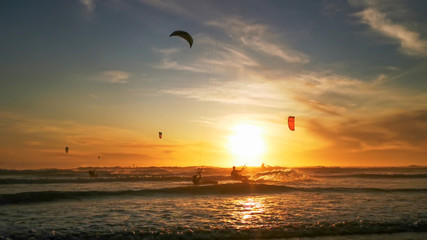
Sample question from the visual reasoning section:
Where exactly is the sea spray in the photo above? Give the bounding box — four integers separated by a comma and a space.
249, 169, 309, 182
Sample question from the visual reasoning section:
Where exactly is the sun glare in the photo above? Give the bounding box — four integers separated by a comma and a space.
227, 124, 266, 166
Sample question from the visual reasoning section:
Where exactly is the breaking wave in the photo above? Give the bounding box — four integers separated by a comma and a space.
1, 219, 426, 239
320, 173, 427, 179
0, 176, 205, 184
249, 169, 309, 182
1, 184, 426, 205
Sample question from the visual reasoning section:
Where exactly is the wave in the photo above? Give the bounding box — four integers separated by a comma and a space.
1, 220, 426, 239
0, 167, 225, 177
0, 176, 227, 184
319, 173, 427, 179
2, 173, 425, 185
0, 169, 311, 185
2, 166, 427, 179
250, 169, 309, 182
1, 184, 426, 205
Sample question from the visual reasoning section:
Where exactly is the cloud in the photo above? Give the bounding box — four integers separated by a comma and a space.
97, 70, 130, 83
163, 63, 427, 120
294, 97, 344, 116
321, 1, 350, 16
80, 0, 96, 14
153, 16, 310, 76
153, 47, 180, 55
153, 58, 207, 73
138, 0, 218, 22
1, 110, 211, 167
164, 79, 289, 109
96, 152, 158, 160
139, 0, 192, 18
0, 111, 177, 156
371, 73, 388, 86
153, 34, 261, 76
23, 141, 42, 146
277, 71, 427, 118
352, 2, 427, 56
117, 143, 182, 149
208, 17, 310, 64
201, 45, 260, 69
153, 45, 259, 75
307, 109, 427, 152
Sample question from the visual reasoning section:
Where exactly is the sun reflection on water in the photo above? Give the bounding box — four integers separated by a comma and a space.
231, 198, 265, 226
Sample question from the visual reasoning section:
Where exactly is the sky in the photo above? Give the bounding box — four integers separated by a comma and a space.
1, 0, 426, 169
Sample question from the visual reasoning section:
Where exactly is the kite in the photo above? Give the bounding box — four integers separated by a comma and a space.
288, 116, 295, 131
169, 30, 193, 48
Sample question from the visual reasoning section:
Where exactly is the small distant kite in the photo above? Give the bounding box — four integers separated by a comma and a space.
288, 116, 295, 131
65, 146, 69, 153
169, 30, 193, 48
98, 155, 101, 159
159, 132, 163, 139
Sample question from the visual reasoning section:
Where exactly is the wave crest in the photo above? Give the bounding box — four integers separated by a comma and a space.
2, 184, 426, 206
250, 169, 309, 182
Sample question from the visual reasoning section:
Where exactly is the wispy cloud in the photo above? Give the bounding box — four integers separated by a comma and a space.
96, 70, 130, 83
153, 47, 180, 55
200, 45, 260, 69
153, 45, 259, 75
23, 141, 42, 146
208, 17, 310, 64
153, 58, 207, 73
0, 111, 179, 163
286, 71, 427, 117
294, 96, 344, 116
164, 63, 427, 120
79, 0, 96, 15
153, 16, 309, 79
321, 1, 350, 16
139, 0, 192, 19
138, 0, 218, 22
351, 1, 427, 56
308, 109, 427, 152
164, 79, 289, 109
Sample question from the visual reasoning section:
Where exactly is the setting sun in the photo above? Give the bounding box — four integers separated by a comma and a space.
1, 1, 426, 239
227, 124, 266, 166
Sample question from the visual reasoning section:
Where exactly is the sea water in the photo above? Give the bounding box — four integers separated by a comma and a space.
0, 166, 426, 239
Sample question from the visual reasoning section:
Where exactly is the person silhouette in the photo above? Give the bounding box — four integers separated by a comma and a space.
192, 171, 202, 185
231, 166, 247, 181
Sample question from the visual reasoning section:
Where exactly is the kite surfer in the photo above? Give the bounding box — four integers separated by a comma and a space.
88, 170, 98, 177
192, 171, 202, 185
192, 169, 218, 185
231, 166, 248, 181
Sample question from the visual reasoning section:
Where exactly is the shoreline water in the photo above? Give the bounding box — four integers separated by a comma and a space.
1, 166, 426, 239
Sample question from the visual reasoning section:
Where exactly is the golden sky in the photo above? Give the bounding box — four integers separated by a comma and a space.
1, 0, 426, 169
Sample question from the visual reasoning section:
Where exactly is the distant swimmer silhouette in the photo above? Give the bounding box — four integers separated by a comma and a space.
88, 170, 98, 177
192, 171, 202, 185
192, 169, 218, 185
231, 166, 248, 181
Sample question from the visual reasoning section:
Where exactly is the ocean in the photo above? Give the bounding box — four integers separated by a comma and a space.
0, 166, 426, 239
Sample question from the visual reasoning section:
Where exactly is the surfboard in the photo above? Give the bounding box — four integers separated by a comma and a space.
241, 179, 255, 184
193, 180, 218, 185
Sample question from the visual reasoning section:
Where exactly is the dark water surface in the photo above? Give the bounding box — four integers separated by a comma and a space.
1, 166, 426, 239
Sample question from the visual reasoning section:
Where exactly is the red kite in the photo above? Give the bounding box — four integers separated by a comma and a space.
288, 116, 295, 131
